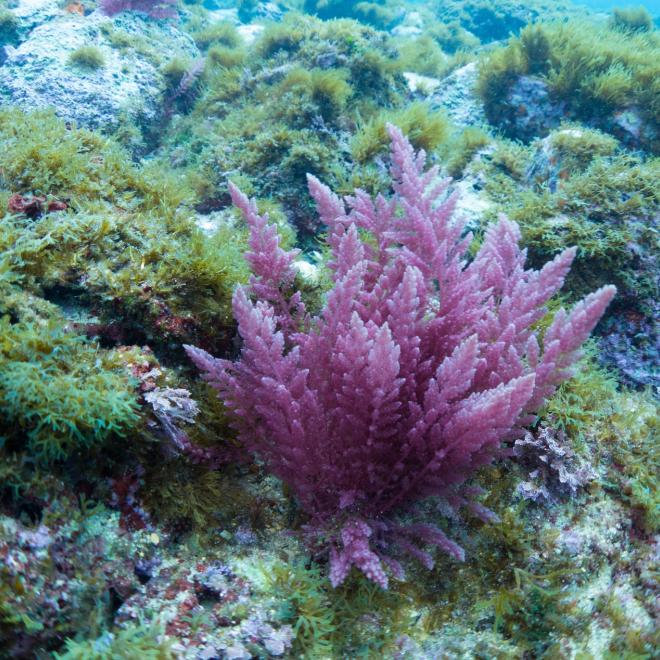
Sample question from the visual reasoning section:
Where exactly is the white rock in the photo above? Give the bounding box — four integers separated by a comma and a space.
403, 71, 441, 93
237, 23, 264, 45
224, 644, 251, 660
293, 259, 319, 284
430, 62, 487, 128
204, 8, 239, 24
391, 24, 422, 38
11, 0, 61, 35
0, 11, 199, 135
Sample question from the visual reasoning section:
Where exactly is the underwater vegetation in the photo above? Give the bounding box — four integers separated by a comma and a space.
350, 102, 450, 165
0, 108, 249, 355
432, 0, 586, 43
0, 105, 249, 546
0, 0, 658, 656
302, 0, 399, 30
55, 621, 175, 659
67, 45, 106, 70
462, 123, 659, 389
0, 318, 139, 463
608, 5, 654, 33
187, 127, 615, 587
479, 127, 659, 314
267, 557, 419, 656
159, 12, 464, 238
477, 19, 660, 151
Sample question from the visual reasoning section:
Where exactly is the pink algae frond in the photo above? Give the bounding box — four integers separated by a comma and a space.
186, 125, 615, 588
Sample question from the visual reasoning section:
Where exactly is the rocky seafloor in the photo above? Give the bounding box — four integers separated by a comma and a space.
0, 0, 658, 658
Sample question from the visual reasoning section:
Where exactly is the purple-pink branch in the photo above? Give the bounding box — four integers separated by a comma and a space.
186, 125, 615, 588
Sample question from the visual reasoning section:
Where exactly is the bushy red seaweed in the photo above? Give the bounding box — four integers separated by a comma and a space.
187, 126, 615, 587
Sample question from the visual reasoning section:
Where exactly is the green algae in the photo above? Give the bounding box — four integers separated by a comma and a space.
424, 19, 480, 54
351, 102, 450, 165
477, 20, 660, 151
0, 108, 249, 354
192, 20, 243, 51
268, 560, 337, 656
56, 623, 175, 659
0, 318, 139, 463
396, 35, 447, 77
443, 125, 492, 178
479, 131, 659, 313
439, 0, 588, 38
158, 13, 412, 235
267, 558, 413, 658
609, 5, 654, 34
68, 46, 106, 71
207, 43, 247, 69
302, 0, 398, 30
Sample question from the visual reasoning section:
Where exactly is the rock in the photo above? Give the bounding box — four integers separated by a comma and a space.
293, 258, 320, 284
197, 646, 221, 660
204, 8, 240, 24
503, 75, 565, 141
224, 644, 251, 660
608, 106, 658, 152
429, 62, 487, 128
453, 174, 493, 235
403, 71, 440, 94
401, 10, 423, 29
238, 1, 285, 23
391, 9, 423, 38
17, 523, 52, 549
391, 24, 422, 38
134, 556, 160, 584
233, 526, 258, 546
254, 2, 285, 22
599, 305, 660, 391
491, 76, 657, 151
524, 128, 582, 191
262, 625, 294, 656
10, 0, 61, 40
240, 616, 293, 657
194, 208, 238, 236
196, 563, 236, 599
0, 11, 199, 138
237, 22, 264, 45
